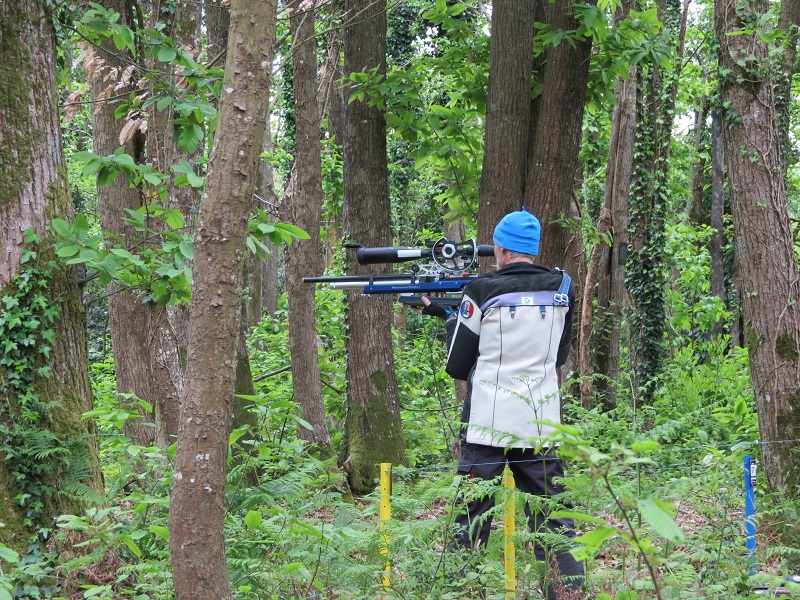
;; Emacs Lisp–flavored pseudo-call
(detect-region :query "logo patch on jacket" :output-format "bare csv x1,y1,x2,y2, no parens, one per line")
460,300,474,318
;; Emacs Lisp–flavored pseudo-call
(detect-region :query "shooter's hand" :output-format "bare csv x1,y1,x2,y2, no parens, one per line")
420,296,453,320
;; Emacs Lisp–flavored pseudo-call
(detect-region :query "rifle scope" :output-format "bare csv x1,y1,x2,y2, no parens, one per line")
356,241,494,265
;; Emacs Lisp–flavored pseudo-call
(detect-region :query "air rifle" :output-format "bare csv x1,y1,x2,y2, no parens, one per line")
303,239,494,308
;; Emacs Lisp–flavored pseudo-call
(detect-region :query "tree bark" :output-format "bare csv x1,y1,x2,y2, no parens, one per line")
168,0,275,596
716,0,800,495
146,0,203,442
205,0,230,67
0,0,102,551
476,0,535,270
340,0,407,495
580,209,611,408
685,96,708,225
523,0,594,380
709,111,726,339
595,63,636,408
282,0,334,456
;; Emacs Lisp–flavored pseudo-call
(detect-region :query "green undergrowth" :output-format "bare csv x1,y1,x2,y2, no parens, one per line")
2,305,800,600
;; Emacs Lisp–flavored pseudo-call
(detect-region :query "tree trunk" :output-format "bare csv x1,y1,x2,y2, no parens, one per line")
282,0,334,457
776,0,800,174
580,209,611,408
146,0,203,443
340,0,406,495
0,0,102,551
168,0,275,596
595,63,636,408
685,96,708,225
523,0,594,380
709,111,726,339
205,0,230,67
256,119,281,317
715,0,800,495
476,0,534,270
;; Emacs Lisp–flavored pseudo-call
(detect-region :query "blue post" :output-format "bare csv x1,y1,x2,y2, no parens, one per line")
744,455,756,576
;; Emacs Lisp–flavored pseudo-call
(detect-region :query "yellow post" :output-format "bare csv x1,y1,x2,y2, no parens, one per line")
379,462,392,591
504,467,516,599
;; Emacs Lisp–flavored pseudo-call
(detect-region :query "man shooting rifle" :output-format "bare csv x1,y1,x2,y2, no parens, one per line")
418,207,584,599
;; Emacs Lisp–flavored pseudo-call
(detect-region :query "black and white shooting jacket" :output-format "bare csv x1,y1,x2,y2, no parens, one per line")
444,262,574,448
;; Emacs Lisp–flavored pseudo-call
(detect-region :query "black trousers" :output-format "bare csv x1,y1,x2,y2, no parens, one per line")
455,443,585,599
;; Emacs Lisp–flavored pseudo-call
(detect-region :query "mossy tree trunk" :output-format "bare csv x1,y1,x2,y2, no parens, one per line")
340,0,407,495
0,0,102,552
715,0,800,495
167,0,275,595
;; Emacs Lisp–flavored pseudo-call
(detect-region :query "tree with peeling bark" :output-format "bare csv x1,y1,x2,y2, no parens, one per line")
0,0,102,551
167,0,276,595
715,0,800,495
340,0,407,495
593,61,636,408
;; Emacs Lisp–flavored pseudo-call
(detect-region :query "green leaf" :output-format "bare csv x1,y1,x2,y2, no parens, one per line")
384,112,404,127
55,244,81,258
97,165,118,187
118,534,142,558
51,218,73,237
156,95,172,111
149,525,169,541
157,46,177,63
550,510,605,524
142,172,162,186
244,510,263,530
637,498,684,542
0,544,20,563
112,25,134,52
573,526,617,548
179,240,194,259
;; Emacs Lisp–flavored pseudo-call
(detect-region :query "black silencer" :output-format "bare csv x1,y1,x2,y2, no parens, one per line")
356,247,428,265
356,243,494,265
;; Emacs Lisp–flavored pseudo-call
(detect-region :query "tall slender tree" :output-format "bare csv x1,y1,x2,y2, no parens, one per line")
715,0,800,494
168,0,276,595
0,0,102,550
340,0,406,494
282,0,334,456
594,62,636,407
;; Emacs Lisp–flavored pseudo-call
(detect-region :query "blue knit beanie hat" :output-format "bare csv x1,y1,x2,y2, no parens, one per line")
493,207,540,256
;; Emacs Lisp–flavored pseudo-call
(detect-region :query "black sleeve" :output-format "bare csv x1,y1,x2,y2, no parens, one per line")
444,292,482,380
